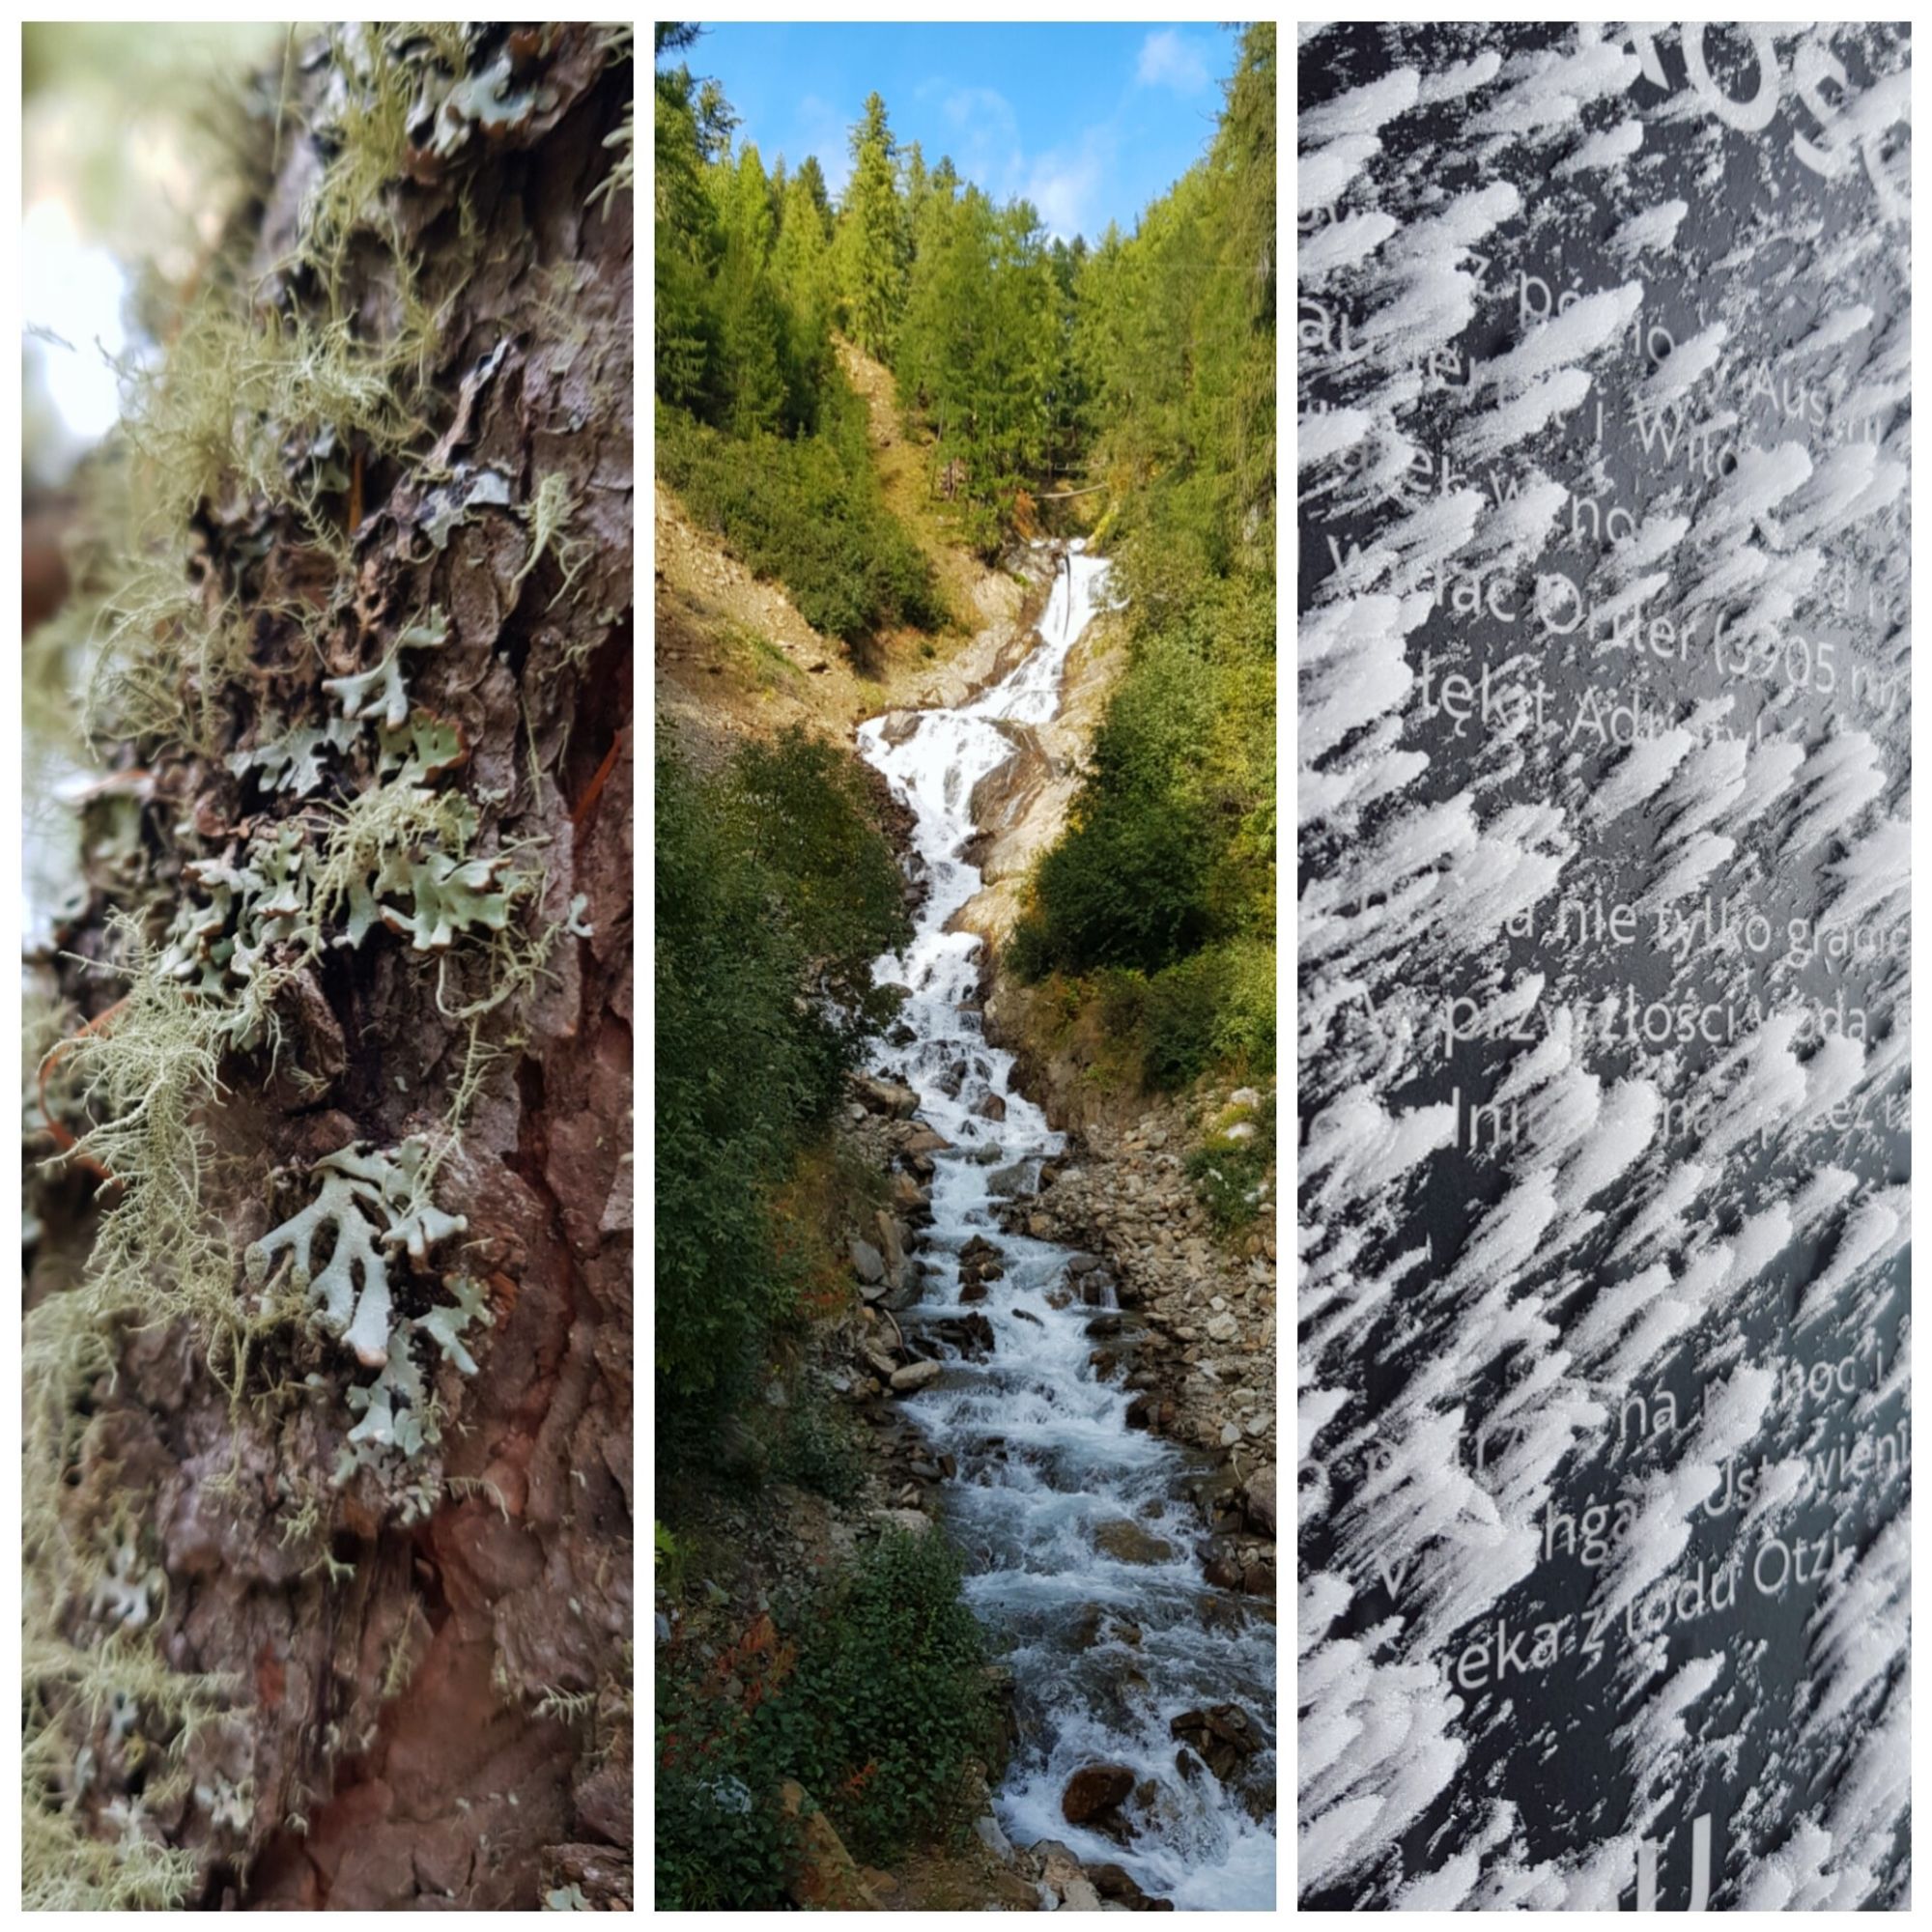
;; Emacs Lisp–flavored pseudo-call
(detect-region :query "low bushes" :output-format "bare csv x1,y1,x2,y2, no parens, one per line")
658,386,948,643
656,731,909,1451
655,1529,996,1908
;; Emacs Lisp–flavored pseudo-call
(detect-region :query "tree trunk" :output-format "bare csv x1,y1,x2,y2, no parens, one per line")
25,25,633,1911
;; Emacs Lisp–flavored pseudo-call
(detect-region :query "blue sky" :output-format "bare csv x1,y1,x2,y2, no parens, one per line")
683,22,1240,242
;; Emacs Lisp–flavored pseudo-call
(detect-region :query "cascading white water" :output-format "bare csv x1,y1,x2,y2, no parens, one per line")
856,544,1276,1910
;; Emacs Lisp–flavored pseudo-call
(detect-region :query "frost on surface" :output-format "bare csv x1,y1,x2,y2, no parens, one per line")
1299,20,1909,1912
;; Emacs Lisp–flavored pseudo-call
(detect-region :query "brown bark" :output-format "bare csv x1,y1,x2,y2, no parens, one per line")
28,26,633,1911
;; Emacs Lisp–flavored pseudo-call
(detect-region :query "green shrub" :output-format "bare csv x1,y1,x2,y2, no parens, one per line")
1185,1093,1275,1234
776,1529,995,1862
654,1529,995,1907
656,734,909,1445
656,1668,797,1910
658,389,947,642
1141,938,1276,1091
771,1389,867,1505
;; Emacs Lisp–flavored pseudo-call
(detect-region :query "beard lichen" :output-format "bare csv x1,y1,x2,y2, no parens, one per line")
24,20,626,1904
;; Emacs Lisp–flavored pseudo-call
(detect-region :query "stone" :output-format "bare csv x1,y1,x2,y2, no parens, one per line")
1243,1411,1272,1439
987,1160,1032,1196
850,1238,886,1286
959,1280,988,1304
1219,1421,1242,1447
1220,1121,1257,1143
779,1781,878,1909
901,1126,952,1156
890,1360,943,1393
976,1093,1008,1122
1061,1764,1136,1827
851,1073,919,1119
975,1813,1014,1864
870,1508,933,1538
1094,1520,1175,1565
1061,1878,1103,1911
1168,1705,1261,1784
1205,1313,1238,1343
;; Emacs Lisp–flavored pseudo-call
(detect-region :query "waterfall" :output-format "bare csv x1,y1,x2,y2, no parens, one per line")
856,544,1276,1910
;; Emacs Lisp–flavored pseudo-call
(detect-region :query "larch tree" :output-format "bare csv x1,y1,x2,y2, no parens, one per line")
24,23,634,1911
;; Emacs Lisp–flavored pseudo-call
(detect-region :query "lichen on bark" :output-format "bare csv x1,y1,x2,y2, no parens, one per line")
24,22,634,1910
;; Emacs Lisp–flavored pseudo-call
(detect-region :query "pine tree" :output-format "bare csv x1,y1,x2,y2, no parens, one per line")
836,91,906,358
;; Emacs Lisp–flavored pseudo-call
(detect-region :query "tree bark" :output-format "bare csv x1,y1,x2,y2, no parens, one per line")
26,26,633,1911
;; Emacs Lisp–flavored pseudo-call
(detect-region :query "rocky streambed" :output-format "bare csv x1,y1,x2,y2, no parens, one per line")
843,546,1278,1909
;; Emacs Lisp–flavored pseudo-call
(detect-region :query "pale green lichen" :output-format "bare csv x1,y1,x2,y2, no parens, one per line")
245,1137,468,1367
334,1274,493,1501
322,607,450,728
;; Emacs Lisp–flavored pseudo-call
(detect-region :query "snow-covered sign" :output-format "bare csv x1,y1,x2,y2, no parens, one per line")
1297,22,1908,1911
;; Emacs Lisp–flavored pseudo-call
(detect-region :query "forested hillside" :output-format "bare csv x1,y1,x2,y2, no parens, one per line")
653,22,1275,1909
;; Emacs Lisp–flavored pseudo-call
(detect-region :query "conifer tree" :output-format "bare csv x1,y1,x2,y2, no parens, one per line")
837,91,907,357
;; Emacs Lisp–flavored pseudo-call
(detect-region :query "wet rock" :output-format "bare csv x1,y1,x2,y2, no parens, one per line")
988,1160,1033,1197
1094,1520,1175,1565
902,1126,952,1157
1086,1314,1123,1339
1012,1308,1044,1327
959,1280,988,1304
960,1234,1000,1264
970,1142,1005,1167
1168,1705,1261,1784
890,1360,943,1393
1240,1560,1276,1600
976,1093,1008,1122
1090,1862,1173,1911
1061,1765,1136,1827
934,1313,995,1358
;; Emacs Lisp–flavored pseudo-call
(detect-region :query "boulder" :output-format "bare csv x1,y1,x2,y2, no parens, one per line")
850,1238,887,1286
1061,1765,1136,1827
1242,1467,1276,1539
901,1126,952,1157
1168,1705,1261,1784
779,1781,878,1909
890,1360,943,1394
1094,1520,1175,1566
851,1074,919,1119
975,1093,1008,1122
959,1280,988,1304
1090,1862,1171,1910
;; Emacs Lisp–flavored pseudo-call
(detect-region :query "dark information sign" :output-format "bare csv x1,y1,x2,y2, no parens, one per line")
1296,22,1909,1911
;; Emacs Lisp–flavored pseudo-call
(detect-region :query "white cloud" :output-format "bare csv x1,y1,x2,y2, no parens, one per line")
1024,129,1112,241
1136,27,1211,95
